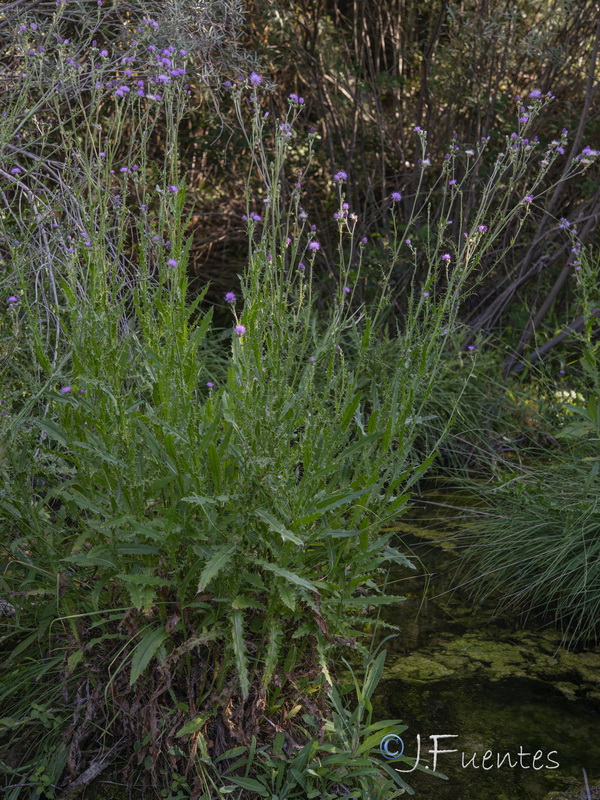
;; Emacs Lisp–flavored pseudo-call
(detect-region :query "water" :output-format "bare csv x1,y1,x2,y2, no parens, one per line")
373,489,600,799
375,676,600,799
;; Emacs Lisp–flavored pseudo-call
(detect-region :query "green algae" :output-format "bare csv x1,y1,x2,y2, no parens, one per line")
384,630,600,705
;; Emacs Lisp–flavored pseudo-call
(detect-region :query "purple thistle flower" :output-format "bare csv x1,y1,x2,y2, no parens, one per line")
556,146,565,155
405,238,411,245
529,89,542,98
333,170,348,182
441,253,451,262
10,167,22,175
225,292,237,303
361,237,368,244
309,356,315,362
235,324,246,335
60,386,72,394
167,184,178,193
423,292,430,297
250,212,262,222
468,345,475,351
477,225,488,233
449,179,457,186
308,241,320,251
523,195,534,203
288,93,299,102
249,72,262,85
391,191,402,202
100,49,108,58
7,296,19,303
167,259,178,267
298,263,305,270
206,381,214,387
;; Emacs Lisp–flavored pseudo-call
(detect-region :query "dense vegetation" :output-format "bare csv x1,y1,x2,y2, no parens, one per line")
0,1,598,798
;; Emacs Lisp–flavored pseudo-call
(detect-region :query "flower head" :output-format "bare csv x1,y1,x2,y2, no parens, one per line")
235,324,246,335
167,258,178,267
249,72,262,85
333,170,348,183
477,225,488,233
167,184,178,193
7,296,19,303
441,253,451,262
523,195,534,203
224,291,237,303
390,191,402,202
308,241,320,251
60,386,72,394
529,89,542,98
206,381,214,387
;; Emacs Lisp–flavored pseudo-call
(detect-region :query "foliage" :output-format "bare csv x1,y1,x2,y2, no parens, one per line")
0,2,598,796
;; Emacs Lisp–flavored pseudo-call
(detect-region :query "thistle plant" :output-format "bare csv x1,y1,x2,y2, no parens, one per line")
1,14,598,794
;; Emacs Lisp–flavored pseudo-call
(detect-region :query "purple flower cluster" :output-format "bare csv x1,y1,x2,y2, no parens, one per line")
333,171,348,183
288,93,305,104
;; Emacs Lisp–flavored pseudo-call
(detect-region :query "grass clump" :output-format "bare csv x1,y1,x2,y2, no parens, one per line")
456,246,600,647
